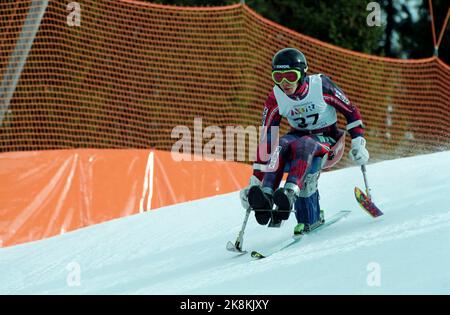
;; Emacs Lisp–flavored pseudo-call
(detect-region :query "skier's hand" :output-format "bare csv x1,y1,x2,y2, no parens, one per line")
349,136,369,165
239,175,262,209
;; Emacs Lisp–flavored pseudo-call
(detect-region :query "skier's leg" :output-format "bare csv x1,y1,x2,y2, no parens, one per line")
276,135,335,225
294,158,322,233
261,134,297,192
294,191,324,234
273,164,321,223
286,135,332,188
250,134,296,225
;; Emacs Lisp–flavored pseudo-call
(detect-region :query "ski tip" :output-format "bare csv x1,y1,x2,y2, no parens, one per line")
250,251,266,259
226,241,239,251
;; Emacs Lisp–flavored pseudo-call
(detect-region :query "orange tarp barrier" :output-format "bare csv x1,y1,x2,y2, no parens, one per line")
0,149,250,247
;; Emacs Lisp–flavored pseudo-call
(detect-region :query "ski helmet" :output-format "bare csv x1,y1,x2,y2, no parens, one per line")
272,48,308,84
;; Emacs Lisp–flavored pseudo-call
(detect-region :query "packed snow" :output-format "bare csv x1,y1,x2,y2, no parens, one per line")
1,151,450,294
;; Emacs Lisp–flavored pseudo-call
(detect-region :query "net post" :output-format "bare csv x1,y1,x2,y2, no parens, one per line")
0,0,49,127
435,7,450,56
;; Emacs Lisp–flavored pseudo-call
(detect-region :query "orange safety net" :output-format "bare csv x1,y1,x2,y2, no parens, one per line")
1,0,449,163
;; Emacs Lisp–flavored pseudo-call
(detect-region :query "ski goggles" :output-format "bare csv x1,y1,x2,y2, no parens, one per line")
271,69,302,84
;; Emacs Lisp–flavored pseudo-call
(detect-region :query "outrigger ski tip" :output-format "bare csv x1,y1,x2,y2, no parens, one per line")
250,251,266,259
226,241,247,254
354,187,383,218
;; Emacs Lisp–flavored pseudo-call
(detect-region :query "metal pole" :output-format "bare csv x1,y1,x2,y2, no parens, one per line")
0,0,49,126
235,207,251,251
435,7,450,55
361,165,372,199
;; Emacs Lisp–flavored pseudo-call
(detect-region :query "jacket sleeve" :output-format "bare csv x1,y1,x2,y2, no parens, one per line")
321,74,365,139
252,91,282,181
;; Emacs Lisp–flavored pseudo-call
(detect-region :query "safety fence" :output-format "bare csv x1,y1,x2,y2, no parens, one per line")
1,0,449,160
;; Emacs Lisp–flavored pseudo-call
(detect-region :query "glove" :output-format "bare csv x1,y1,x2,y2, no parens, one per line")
349,136,369,165
239,175,262,209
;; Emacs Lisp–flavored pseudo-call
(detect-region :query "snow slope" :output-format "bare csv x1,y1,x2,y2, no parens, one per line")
1,151,450,294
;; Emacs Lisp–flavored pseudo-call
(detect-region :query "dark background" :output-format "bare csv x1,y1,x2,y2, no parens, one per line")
150,0,449,65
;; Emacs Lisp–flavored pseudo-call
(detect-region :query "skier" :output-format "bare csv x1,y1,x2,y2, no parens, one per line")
239,48,369,235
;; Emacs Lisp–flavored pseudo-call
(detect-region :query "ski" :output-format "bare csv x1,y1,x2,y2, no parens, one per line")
250,210,351,259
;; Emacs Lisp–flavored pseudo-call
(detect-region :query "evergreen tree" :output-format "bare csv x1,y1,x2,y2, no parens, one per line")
150,0,449,64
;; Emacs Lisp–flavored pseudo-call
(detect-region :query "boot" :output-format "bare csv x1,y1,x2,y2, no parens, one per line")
273,183,300,220
248,186,274,225
294,210,325,235
293,223,305,235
